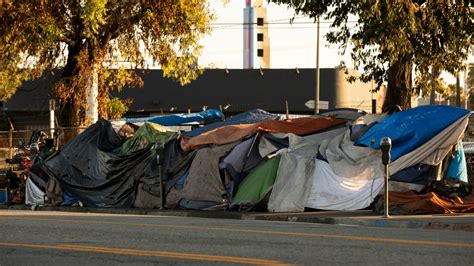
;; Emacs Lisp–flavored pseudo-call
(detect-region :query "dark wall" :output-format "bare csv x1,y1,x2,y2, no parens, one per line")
5,68,341,118
113,68,336,114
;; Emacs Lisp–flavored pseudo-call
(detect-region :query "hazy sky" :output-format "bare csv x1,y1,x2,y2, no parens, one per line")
198,0,469,86
199,0,353,69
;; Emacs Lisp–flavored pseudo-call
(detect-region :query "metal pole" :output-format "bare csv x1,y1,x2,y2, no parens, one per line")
456,71,461,107
380,137,391,218
158,153,164,210
384,163,389,218
430,67,436,105
315,16,320,114
49,99,55,139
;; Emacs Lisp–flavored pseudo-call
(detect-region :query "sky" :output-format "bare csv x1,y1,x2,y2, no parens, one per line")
199,0,353,69
198,0,470,87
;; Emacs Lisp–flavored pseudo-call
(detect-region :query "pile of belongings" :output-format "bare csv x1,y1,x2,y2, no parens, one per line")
24,106,474,214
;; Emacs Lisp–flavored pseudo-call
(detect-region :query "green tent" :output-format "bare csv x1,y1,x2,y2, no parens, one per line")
231,155,281,210
117,122,177,155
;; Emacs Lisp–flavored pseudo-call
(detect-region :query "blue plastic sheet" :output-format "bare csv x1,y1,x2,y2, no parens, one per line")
445,142,468,182
183,109,279,137
355,105,470,161
123,109,224,126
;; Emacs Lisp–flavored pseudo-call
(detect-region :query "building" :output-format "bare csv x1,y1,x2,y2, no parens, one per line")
3,68,381,130
243,0,270,69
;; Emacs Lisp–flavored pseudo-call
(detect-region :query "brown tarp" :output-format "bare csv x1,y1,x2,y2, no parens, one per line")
386,191,474,214
180,117,345,152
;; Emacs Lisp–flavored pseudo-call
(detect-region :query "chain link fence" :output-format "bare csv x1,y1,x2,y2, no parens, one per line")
0,127,86,168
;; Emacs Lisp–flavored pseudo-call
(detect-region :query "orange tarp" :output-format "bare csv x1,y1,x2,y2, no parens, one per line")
388,191,474,214
180,117,345,152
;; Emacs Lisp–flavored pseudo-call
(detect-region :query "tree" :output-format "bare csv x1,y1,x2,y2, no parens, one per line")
271,0,472,112
0,0,213,126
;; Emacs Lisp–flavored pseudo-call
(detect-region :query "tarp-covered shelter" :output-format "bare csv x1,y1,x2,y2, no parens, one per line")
20,105,473,215
121,109,224,126
40,120,165,208
183,109,280,137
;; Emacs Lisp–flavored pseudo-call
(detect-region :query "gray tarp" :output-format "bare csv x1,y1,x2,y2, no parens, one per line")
267,128,346,212
25,178,45,206
166,142,238,208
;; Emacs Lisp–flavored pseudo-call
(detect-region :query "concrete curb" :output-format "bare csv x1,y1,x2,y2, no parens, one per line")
1,204,473,232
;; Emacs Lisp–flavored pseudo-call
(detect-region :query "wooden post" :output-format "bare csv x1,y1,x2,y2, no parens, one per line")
7,118,13,159
285,100,289,120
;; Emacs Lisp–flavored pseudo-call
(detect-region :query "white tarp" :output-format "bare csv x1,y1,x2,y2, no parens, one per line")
267,150,316,212
267,128,346,212
305,159,384,210
25,178,45,206
319,129,385,180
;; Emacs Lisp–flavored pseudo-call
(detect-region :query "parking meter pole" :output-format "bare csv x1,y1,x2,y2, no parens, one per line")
380,137,392,218
157,154,164,210
384,163,389,218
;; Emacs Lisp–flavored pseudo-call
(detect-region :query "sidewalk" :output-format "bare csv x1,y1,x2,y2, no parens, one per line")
1,204,473,232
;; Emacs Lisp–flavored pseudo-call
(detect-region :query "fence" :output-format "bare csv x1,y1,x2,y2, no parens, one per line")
0,127,86,168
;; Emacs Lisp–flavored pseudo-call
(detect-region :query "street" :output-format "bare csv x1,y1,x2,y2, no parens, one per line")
0,210,473,265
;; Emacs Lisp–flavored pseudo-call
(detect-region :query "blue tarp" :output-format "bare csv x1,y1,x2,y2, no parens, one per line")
445,142,468,183
183,109,280,137
355,105,470,161
123,109,224,126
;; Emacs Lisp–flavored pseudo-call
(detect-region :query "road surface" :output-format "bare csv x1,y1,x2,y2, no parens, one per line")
0,210,473,265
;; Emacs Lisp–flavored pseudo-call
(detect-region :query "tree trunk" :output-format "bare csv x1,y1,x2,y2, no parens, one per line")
382,55,412,113
58,44,82,128
85,63,99,126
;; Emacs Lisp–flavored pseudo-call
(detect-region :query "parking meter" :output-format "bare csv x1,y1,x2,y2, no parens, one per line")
380,137,391,218
380,137,391,165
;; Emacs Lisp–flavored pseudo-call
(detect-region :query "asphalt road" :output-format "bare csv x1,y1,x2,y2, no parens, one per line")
0,210,473,265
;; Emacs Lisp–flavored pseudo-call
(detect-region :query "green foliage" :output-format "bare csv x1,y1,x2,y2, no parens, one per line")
0,0,213,125
106,97,129,119
271,0,472,110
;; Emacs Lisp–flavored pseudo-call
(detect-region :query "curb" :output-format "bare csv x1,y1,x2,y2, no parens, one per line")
251,214,474,232
1,205,473,232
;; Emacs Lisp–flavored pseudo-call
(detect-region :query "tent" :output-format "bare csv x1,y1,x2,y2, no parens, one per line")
230,155,281,211
355,105,470,160
121,109,224,126
183,109,279,137
40,120,159,208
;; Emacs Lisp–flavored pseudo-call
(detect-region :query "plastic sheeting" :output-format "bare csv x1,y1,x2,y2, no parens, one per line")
390,114,469,174
181,116,345,152
122,109,224,126
183,109,279,137
266,128,349,212
355,105,471,161
305,159,384,210
117,122,177,155
25,178,45,206
41,120,157,208
165,142,238,208
268,151,316,212
231,156,281,210
376,190,474,214
445,142,468,182
219,136,263,195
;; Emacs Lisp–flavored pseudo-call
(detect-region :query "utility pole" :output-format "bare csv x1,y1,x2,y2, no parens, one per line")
430,67,436,105
315,16,320,114
456,71,461,107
